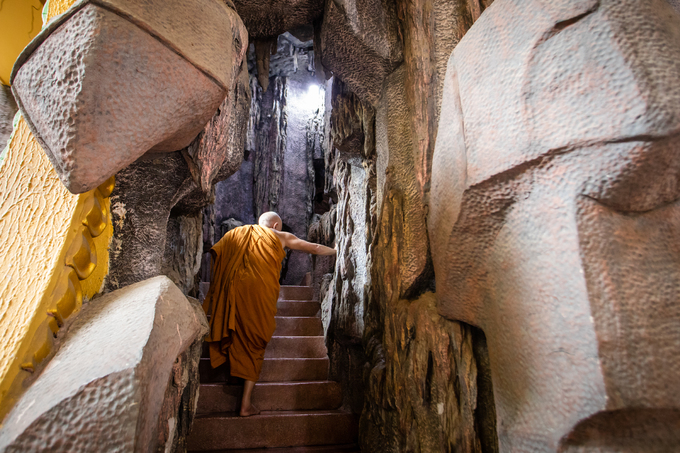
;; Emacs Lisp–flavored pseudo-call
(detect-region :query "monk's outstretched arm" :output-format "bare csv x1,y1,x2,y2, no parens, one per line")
278,231,336,255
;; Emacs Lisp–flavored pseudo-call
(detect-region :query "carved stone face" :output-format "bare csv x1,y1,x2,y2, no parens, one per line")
11,0,247,194
429,0,680,450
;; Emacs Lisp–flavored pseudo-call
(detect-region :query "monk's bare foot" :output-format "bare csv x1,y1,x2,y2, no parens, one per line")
239,403,260,417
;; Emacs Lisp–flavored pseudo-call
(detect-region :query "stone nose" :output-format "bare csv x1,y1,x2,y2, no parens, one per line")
526,0,680,154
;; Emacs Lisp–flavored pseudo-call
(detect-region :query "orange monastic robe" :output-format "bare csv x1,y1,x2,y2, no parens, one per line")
202,225,286,381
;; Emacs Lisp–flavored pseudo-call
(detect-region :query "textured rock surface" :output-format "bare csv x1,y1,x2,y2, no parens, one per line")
253,76,288,218
308,1,500,449
183,56,251,193
162,212,203,296
0,85,17,150
317,79,375,409
106,153,207,293
429,0,680,450
320,0,403,107
233,0,324,38
396,0,493,195
0,276,208,452
361,294,495,452
11,0,246,193
373,66,431,300
280,73,325,284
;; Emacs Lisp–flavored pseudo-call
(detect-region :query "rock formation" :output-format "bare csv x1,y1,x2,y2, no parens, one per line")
11,0,247,193
430,0,680,450
319,0,403,107
232,0,324,38
3,0,680,451
0,85,17,151
0,277,208,452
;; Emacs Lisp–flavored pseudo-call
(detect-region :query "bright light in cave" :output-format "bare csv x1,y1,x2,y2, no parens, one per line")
291,83,325,111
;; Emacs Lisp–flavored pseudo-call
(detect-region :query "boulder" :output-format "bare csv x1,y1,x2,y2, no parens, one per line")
11,0,247,193
0,276,208,452
429,0,680,450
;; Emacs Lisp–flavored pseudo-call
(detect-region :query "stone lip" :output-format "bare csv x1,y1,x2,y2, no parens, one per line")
10,0,246,90
0,276,208,452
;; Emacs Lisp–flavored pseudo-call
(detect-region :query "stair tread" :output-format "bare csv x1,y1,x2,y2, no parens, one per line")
197,381,342,413
277,300,319,303
274,317,320,321
190,444,360,453
189,409,359,449
195,409,353,419
201,380,338,387
199,357,329,383
271,335,324,339
265,336,327,359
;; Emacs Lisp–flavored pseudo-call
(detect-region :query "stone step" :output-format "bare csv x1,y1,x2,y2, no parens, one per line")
274,317,323,336
200,357,329,383
198,285,313,303
197,381,342,414
265,336,327,358
200,318,323,358
277,301,320,317
187,410,359,451
202,335,327,360
190,444,360,453
279,286,314,301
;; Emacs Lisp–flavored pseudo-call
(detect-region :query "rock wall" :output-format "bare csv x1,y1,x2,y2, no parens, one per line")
205,38,324,284
310,0,498,451
0,277,208,453
0,85,17,151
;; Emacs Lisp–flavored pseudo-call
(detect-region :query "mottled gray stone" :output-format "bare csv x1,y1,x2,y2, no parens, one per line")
320,0,403,107
162,212,203,296
280,74,323,284
0,276,208,453
106,153,204,293
233,0,324,38
0,85,17,151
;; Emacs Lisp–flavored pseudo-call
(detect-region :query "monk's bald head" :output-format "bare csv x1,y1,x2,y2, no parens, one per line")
258,211,282,231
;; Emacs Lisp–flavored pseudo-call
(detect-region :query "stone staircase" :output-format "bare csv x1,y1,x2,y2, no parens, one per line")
188,286,359,452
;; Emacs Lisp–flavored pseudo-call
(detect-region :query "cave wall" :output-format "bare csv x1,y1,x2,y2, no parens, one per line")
206,38,324,285
311,0,498,451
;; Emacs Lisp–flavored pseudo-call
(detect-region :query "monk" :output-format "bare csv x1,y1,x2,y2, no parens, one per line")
202,211,336,416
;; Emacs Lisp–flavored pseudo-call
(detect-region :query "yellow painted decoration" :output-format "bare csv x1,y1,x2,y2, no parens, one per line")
0,117,113,423
64,227,97,280
32,329,52,363
0,0,45,85
46,309,63,327
47,317,59,336
97,175,116,198
47,0,77,20
53,267,82,321
82,190,107,237
0,0,111,424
